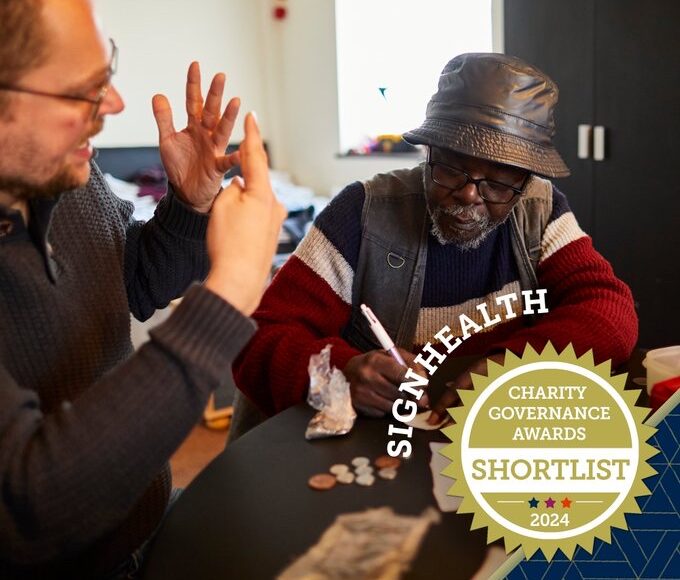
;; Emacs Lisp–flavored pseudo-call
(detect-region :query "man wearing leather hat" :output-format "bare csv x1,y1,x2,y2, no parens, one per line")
233,53,637,429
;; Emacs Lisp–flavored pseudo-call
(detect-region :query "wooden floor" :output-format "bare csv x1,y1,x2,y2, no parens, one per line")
169,421,229,488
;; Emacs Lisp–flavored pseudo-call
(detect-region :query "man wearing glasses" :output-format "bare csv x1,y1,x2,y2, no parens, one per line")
0,0,285,578
233,53,637,429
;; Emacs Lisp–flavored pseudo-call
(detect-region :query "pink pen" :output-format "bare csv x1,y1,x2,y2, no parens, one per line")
360,304,407,366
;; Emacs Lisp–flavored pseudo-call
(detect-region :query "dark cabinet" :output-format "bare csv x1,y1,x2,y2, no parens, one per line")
505,0,680,347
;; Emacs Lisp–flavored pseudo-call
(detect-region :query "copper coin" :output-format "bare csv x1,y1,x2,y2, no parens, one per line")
374,455,402,470
308,473,337,491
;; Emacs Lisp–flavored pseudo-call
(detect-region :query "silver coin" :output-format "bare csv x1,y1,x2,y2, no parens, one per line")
336,472,355,484
355,465,374,476
329,464,349,475
378,468,398,480
351,456,370,467
355,474,375,486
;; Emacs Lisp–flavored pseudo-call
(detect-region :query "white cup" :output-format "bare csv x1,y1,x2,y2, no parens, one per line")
642,345,680,395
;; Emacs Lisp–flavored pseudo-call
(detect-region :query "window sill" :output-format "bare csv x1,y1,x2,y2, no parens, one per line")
335,151,423,159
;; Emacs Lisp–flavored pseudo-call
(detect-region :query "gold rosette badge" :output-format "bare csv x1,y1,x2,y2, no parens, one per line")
442,343,657,560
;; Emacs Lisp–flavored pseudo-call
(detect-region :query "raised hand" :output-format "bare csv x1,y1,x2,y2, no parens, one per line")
204,113,287,315
152,62,241,213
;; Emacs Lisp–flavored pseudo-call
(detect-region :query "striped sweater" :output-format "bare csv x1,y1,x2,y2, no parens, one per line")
233,178,637,416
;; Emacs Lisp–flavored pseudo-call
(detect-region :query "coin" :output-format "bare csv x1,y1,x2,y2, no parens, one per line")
351,456,370,467
308,473,337,491
374,455,401,470
355,474,376,486
355,465,374,476
378,468,398,480
336,472,355,484
329,464,349,475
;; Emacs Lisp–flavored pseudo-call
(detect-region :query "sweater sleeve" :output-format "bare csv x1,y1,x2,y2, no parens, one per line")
490,187,638,366
123,185,210,321
0,285,255,566
233,183,367,416
93,160,210,322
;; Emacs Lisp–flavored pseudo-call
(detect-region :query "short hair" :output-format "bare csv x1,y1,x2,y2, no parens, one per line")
0,0,48,111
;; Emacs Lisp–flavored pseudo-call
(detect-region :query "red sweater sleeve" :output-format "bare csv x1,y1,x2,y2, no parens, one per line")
490,235,638,366
234,184,368,416
233,255,361,416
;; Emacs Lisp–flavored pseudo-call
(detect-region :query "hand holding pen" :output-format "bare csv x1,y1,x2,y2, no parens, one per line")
340,304,430,418
360,304,407,366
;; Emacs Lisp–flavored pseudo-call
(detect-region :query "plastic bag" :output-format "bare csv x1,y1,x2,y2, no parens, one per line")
305,345,356,440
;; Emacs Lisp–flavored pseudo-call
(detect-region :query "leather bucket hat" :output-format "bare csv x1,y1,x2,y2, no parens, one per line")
403,53,570,178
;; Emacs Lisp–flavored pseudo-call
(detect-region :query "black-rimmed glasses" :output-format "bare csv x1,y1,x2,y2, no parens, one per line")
0,38,118,121
427,149,530,204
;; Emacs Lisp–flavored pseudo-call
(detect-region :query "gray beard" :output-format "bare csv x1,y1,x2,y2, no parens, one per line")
428,204,507,250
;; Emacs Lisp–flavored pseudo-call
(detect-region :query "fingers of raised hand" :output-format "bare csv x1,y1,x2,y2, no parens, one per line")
212,97,240,149
217,176,244,204
239,113,270,194
216,151,241,175
185,61,204,122
201,73,226,130
151,94,176,141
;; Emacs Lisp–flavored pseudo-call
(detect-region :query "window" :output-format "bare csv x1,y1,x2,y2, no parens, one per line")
335,0,496,153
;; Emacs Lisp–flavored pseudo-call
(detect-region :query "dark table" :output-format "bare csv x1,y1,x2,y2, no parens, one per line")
140,404,492,579
140,352,649,580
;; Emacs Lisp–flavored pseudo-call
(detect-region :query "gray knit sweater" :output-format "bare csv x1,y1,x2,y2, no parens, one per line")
0,164,255,578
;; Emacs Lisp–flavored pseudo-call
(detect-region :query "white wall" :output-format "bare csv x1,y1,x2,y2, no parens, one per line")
92,0,270,147
261,0,424,196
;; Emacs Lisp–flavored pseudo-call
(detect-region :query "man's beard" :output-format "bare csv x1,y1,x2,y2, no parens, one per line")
428,203,507,250
0,118,104,200
0,166,85,200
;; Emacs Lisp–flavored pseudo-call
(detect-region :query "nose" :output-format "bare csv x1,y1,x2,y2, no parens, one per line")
99,84,125,116
449,181,484,206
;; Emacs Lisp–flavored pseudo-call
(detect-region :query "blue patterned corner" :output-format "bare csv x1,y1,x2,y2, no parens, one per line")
505,399,680,580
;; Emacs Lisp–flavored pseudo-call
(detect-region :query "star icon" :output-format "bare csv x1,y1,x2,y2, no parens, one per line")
545,497,556,508
561,497,572,508
528,497,539,508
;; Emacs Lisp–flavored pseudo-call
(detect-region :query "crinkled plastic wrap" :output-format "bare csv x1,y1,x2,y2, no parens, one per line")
305,345,356,440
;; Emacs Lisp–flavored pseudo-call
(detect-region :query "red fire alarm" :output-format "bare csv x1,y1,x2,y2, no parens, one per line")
273,5,287,20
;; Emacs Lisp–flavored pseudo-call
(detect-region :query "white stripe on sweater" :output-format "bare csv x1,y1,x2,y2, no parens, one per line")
540,212,587,264
414,280,523,346
294,225,353,304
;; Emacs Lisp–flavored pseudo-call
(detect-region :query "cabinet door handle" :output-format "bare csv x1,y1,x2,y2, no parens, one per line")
593,126,606,161
578,124,592,159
